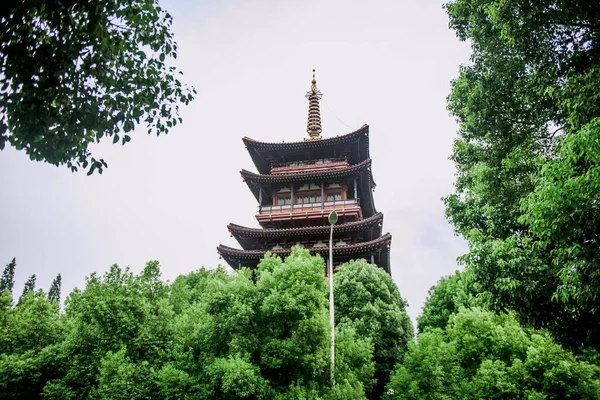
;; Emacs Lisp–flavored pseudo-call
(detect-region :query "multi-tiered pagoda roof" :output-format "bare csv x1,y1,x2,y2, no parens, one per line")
217,71,392,274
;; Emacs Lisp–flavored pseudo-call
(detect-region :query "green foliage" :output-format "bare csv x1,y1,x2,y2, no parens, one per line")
0,258,15,296
0,0,196,173
171,247,374,398
521,119,600,312
48,274,61,306
6,291,63,355
417,269,480,333
389,308,600,399
444,0,600,349
0,291,12,353
334,259,413,398
0,250,390,399
388,329,461,400
95,348,153,400
18,274,36,305
56,262,174,398
0,291,65,400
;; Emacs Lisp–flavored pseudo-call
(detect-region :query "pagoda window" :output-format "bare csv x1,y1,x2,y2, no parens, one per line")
276,195,292,205
326,191,343,202
295,193,322,205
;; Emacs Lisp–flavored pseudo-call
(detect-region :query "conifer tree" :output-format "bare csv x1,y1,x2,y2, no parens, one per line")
48,274,62,306
0,257,16,294
18,274,36,305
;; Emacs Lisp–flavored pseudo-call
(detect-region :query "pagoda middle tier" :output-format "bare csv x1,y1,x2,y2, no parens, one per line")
217,124,393,274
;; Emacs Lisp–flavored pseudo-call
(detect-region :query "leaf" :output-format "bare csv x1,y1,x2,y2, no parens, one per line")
124,120,134,133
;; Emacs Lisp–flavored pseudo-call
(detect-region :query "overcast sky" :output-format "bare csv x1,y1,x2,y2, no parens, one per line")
0,0,471,321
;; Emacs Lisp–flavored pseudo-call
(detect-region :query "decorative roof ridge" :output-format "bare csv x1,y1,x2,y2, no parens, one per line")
241,158,371,182
228,212,384,237
217,232,391,257
242,124,369,148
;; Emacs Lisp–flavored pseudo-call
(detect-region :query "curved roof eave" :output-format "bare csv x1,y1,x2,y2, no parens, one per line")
241,158,372,184
228,212,384,238
243,124,369,150
243,124,370,174
217,232,391,259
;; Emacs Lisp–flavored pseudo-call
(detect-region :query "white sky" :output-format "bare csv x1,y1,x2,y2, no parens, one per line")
0,0,471,322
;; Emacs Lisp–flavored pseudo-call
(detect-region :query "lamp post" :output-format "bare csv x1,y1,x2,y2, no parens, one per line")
328,210,338,389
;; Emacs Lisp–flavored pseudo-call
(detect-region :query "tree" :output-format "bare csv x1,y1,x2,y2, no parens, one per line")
417,269,479,333
48,274,62,307
0,290,64,400
3,290,63,355
168,248,374,399
334,259,413,399
0,0,196,174
388,308,600,399
0,258,16,295
444,0,600,349
18,274,36,305
521,119,600,312
53,262,174,399
0,251,382,399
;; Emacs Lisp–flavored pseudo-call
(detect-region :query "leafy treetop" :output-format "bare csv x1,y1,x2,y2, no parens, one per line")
0,0,196,174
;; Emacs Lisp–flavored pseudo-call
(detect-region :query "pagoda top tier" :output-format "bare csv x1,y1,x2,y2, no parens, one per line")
241,158,372,185
243,124,370,175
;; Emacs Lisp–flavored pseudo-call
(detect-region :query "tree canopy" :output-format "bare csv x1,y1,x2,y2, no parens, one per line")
388,307,600,399
47,274,62,305
444,0,600,349
0,0,195,174
0,258,15,294
417,269,479,333
0,249,415,399
334,259,413,398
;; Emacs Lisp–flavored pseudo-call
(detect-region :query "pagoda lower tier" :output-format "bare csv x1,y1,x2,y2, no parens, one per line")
217,212,392,273
218,233,391,274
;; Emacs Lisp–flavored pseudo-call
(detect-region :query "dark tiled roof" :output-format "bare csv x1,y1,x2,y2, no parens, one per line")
243,124,369,151
243,125,370,175
217,232,391,260
228,212,384,238
241,159,372,184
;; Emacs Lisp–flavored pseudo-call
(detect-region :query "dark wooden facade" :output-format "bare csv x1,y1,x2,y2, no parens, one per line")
217,124,393,274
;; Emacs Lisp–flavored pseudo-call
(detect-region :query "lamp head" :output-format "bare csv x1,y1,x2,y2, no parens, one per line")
328,210,338,225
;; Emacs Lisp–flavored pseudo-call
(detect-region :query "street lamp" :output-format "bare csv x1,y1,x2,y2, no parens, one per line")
328,210,338,389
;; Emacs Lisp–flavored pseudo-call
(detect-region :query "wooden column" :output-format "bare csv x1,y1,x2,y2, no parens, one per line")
353,177,358,200
321,181,325,209
258,185,263,212
290,184,294,212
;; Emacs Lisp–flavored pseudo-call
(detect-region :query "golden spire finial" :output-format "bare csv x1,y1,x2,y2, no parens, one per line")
306,69,323,140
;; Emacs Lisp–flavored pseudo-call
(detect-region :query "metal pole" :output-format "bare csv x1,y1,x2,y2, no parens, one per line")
329,222,335,389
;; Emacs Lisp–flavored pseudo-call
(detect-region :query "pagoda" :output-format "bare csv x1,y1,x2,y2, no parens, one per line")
217,71,392,274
